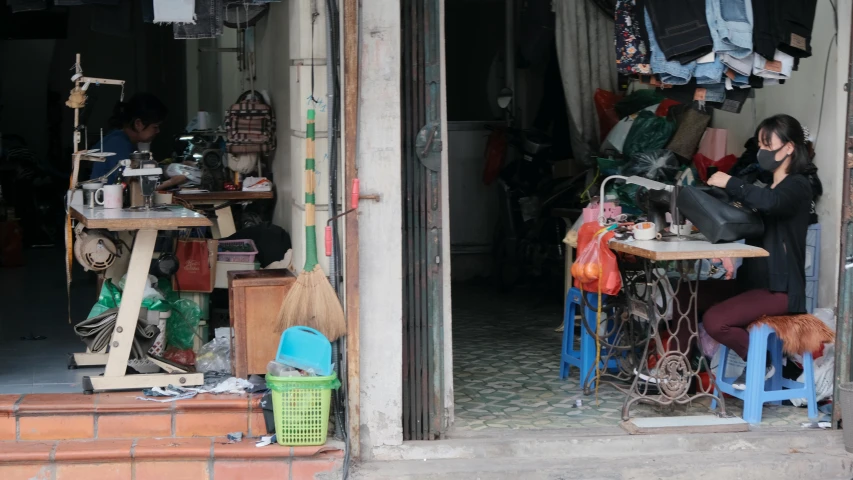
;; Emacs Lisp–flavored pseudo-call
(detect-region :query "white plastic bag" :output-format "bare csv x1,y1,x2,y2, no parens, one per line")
601,104,659,153
195,336,231,373
792,344,835,407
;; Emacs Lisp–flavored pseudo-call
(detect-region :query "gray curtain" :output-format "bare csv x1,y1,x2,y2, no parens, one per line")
554,0,618,163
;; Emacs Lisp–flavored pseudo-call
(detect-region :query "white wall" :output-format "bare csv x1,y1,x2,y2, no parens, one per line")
712,0,847,309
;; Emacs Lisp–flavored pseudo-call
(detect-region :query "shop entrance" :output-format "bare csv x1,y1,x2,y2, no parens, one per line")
0,5,187,394
407,0,844,438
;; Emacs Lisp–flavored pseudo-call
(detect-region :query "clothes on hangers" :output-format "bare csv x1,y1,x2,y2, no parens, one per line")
615,0,651,75
154,0,195,24
174,0,224,39
645,0,714,64
644,10,725,86
721,52,754,77
706,0,753,59
776,0,818,59
752,49,794,80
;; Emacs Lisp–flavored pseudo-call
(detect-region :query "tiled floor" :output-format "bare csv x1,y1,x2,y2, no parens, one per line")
0,248,99,393
451,283,812,433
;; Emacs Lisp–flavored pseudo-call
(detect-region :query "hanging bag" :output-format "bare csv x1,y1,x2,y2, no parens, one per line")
677,186,764,243
225,90,277,154
571,222,621,296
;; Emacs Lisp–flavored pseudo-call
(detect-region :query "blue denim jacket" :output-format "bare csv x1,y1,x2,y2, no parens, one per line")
706,0,753,59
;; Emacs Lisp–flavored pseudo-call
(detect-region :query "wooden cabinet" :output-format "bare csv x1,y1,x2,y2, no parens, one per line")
228,269,296,377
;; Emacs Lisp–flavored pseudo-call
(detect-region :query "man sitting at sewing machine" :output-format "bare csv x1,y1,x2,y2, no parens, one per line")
90,93,169,184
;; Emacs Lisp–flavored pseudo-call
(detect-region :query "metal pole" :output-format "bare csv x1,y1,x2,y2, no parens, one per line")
832,8,853,428
505,0,514,125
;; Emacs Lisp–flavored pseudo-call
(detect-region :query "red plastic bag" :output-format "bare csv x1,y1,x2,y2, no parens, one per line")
571,222,621,296
173,238,218,293
594,89,623,142
655,98,680,117
163,346,196,366
694,153,738,182
482,127,507,186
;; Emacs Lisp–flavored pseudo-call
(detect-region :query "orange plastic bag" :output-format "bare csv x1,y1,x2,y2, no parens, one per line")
571,222,621,295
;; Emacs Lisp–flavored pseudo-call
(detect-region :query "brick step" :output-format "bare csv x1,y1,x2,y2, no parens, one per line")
0,437,344,480
0,392,273,441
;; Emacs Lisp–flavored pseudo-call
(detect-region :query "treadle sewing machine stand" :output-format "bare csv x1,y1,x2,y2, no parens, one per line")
68,205,212,393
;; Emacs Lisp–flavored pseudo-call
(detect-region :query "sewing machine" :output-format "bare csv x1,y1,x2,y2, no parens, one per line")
123,151,165,210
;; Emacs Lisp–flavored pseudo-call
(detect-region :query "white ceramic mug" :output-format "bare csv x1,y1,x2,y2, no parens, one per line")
98,184,124,209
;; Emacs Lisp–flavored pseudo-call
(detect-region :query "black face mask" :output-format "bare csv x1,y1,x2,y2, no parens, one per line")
757,147,786,172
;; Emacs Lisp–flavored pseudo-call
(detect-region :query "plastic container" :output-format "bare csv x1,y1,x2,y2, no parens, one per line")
276,326,333,376
267,374,340,446
840,382,853,452
214,260,259,289
217,239,258,263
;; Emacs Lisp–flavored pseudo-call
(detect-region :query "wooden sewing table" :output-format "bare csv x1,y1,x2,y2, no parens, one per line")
69,205,212,393
172,190,274,238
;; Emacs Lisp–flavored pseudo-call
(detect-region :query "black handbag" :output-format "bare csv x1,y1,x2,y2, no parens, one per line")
677,186,764,243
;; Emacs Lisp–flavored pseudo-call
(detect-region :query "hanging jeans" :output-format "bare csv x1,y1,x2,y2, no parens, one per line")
645,0,714,64
645,11,724,86
706,0,753,59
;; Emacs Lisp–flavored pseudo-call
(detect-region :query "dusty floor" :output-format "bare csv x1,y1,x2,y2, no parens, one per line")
0,248,99,393
450,283,813,432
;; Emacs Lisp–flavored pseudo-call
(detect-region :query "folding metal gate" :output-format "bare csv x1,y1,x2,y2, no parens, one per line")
401,0,445,441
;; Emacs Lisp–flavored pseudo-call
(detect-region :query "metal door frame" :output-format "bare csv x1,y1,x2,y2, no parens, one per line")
401,0,446,441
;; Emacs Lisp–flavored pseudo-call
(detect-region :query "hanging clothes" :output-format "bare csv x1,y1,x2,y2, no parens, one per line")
776,0,818,59
752,49,795,80
644,0,714,64
554,0,618,162
752,0,818,60
614,0,651,75
706,0,753,59
174,0,224,39
644,10,725,86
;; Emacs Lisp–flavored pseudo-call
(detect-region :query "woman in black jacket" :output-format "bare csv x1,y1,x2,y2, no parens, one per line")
702,114,813,389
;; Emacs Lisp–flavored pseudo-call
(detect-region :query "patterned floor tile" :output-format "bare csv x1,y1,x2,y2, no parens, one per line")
451,284,813,432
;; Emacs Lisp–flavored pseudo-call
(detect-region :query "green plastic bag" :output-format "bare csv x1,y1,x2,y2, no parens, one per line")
87,279,169,319
615,90,664,118
159,279,201,350
622,111,676,158
86,278,200,351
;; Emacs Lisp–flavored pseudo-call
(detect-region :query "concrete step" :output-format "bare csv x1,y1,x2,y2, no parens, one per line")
353,450,851,480
371,427,843,461
0,391,270,441
357,429,851,479
0,437,344,480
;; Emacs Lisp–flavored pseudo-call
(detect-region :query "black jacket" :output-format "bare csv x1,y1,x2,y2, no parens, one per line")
725,174,812,313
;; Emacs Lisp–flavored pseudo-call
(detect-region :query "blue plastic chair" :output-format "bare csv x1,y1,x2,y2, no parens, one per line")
711,323,818,425
560,287,619,389
276,326,333,376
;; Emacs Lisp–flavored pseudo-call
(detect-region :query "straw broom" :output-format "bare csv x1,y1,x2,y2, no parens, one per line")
276,108,347,341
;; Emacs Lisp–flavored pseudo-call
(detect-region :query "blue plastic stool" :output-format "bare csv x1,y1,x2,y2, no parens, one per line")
711,323,818,425
560,287,619,389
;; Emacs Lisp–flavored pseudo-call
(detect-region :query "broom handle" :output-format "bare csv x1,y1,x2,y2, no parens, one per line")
304,108,319,270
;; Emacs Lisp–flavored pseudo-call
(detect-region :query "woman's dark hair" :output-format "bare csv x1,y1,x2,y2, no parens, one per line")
756,114,814,175
109,93,168,130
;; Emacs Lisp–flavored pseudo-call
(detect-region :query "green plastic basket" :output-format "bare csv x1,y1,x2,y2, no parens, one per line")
266,373,340,446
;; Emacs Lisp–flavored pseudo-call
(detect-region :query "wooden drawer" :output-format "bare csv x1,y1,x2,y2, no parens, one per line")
228,269,297,377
